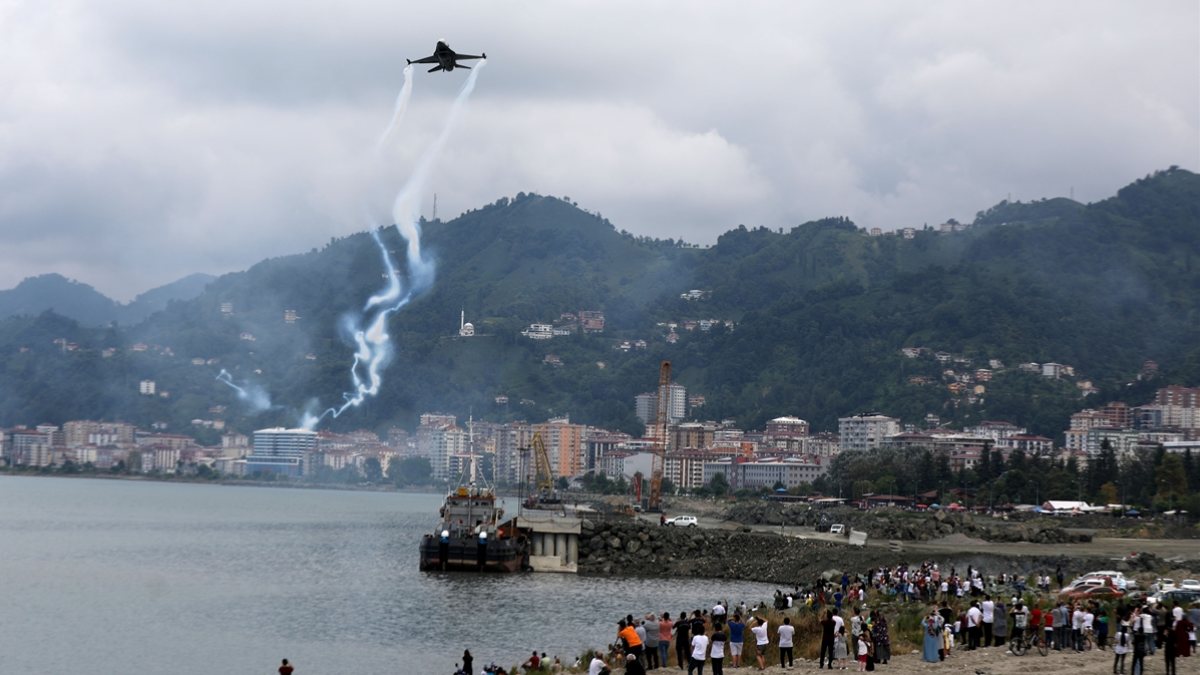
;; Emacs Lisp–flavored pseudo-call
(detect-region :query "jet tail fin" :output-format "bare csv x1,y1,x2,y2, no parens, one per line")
457,63,471,70
428,65,444,73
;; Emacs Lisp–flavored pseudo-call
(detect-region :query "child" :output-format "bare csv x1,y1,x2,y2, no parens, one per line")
1113,619,1129,675
857,631,869,671
834,626,848,670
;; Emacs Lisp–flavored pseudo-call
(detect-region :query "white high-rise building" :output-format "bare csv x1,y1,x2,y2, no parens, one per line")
246,428,317,476
634,384,688,427
837,414,900,453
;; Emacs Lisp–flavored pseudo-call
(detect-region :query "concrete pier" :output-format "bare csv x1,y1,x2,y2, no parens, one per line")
516,510,582,573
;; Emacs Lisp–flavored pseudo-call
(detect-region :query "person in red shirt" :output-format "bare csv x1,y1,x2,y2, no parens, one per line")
1042,605,1055,650
278,658,294,675
1030,605,1043,643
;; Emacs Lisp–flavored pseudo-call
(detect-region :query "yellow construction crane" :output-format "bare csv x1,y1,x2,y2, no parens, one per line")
528,431,560,506
648,360,671,512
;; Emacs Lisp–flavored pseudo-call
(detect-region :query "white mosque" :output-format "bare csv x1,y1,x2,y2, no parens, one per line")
458,309,475,337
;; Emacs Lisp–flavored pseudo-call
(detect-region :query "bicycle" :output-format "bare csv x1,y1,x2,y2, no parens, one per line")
1009,631,1049,657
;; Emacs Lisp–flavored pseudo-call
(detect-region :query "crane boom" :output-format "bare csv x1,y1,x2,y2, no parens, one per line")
532,431,554,495
648,360,671,512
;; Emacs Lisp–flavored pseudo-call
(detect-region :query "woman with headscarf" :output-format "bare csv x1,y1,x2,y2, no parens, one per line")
871,610,890,665
992,599,1008,650
923,606,942,663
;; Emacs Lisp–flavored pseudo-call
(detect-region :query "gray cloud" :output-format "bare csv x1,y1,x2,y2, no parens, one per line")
1,0,1196,299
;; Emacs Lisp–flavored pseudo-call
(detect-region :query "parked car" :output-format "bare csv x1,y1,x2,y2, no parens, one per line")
829,524,846,535
1154,589,1200,607
1153,578,1177,593
665,515,698,527
1179,579,1200,591
1069,570,1133,591
1061,585,1125,602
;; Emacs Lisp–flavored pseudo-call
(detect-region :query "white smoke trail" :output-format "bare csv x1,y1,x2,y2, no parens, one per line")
376,65,414,151
305,60,487,429
216,368,273,413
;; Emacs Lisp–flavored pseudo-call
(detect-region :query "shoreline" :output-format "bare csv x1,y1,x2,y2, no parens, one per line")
0,469,447,494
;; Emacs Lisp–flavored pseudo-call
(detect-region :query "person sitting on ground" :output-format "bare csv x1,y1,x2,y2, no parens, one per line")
587,650,610,675
278,658,294,675
625,653,647,675
521,650,540,673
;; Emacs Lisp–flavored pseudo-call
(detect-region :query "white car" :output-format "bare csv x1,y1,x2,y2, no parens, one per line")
829,524,846,535
1072,571,1131,591
665,515,698,527
1179,579,1200,591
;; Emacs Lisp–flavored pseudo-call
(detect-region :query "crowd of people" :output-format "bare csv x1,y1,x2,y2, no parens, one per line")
451,561,1199,674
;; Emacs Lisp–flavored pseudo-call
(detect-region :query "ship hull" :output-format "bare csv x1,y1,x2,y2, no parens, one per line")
418,535,524,573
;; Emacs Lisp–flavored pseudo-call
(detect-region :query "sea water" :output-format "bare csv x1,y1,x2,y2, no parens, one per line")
0,476,780,674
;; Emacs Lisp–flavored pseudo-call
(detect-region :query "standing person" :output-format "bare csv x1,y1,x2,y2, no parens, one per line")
981,595,996,647
727,614,745,669
751,617,769,671
923,607,942,663
856,628,870,672
1056,564,1065,591
1114,615,1130,675
833,624,849,670
619,620,645,665
709,622,726,675
689,624,709,675
1132,606,1153,675
278,658,294,675
1055,601,1070,652
850,607,864,657
675,611,692,671
778,616,795,669
462,650,474,675
644,614,661,670
659,613,674,669
712,601,727,624
1010,601,1028,651
1072,603,1086,652
871,610,891,665
967,601,983,650
992,599,1008,650
819,610,837,670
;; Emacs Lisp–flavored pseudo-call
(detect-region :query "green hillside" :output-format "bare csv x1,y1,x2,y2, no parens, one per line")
1,169,1197,440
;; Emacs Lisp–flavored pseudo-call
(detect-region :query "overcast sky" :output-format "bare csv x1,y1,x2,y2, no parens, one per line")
2,1,1197,300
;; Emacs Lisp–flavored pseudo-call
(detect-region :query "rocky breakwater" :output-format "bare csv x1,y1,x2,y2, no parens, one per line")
576,519,889,585
726,502,1090,544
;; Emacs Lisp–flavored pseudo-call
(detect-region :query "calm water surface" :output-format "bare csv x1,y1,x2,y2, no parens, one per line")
0,476,780,674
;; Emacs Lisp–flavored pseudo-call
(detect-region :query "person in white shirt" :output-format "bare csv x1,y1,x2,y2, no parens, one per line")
777,617,795,668
967,602,983,650
709,624,726,675
587,652,607,675
712,602,727,620
690,628,710,675
981,595,996,647
1072,605,1086,651
750,617,769,671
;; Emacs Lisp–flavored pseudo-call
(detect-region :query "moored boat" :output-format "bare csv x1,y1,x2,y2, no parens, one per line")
419,483,526,573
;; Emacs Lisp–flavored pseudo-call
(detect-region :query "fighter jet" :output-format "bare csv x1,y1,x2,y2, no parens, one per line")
407,40,486,73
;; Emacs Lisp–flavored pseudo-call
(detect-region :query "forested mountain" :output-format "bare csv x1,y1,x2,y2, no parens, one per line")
1,169,1197,441
0,272,215,326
